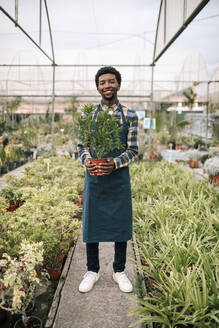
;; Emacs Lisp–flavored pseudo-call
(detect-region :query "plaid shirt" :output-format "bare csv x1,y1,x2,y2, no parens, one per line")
78,100,138,169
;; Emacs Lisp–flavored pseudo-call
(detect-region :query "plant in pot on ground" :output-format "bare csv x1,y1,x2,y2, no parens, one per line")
186,149,204,168
204,156,219,184
77,104,124,174
0,240,47,328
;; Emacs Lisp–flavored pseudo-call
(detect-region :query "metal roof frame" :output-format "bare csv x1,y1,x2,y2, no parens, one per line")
0,1,215,150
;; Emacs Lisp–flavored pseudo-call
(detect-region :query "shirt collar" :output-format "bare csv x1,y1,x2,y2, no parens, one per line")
100,100,120,112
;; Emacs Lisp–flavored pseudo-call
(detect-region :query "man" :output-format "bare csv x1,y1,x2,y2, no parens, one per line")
78,66,138,293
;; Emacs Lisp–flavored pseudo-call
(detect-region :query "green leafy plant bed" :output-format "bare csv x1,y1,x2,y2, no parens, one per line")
130,161,219,328
0,155,84,327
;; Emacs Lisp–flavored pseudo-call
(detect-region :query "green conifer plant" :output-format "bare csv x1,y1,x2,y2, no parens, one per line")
77,104,124,159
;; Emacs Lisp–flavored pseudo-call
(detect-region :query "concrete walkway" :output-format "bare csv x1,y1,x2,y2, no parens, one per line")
52,235,140,328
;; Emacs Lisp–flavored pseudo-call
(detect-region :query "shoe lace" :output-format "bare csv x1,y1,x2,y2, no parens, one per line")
84,271,97,279
117,272,129,283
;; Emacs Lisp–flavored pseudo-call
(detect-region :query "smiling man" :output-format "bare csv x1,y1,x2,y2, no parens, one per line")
78,66,138,293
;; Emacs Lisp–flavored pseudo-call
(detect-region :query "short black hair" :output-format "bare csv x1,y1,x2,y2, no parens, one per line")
95,66,122,87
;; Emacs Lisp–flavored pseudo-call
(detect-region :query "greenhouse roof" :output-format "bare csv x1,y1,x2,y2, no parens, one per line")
0,0,219,102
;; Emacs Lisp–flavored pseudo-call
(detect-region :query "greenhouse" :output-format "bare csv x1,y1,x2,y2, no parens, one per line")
0,1,218,328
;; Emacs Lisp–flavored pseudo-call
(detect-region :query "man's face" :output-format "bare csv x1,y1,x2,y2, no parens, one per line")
97,73,120,103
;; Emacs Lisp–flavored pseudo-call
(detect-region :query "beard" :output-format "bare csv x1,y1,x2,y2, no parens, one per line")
102,90,117,102
103,94,114,101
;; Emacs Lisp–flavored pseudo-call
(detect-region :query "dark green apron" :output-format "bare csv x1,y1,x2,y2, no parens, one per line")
82,104,132,243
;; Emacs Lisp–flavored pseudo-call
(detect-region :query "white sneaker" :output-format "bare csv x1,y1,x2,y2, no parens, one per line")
113,271,133,293
79,271,100,293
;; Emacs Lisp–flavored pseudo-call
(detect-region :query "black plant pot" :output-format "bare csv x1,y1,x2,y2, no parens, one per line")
0,308,8,322
7,162,14,171
12,299,35,323
14,316,42,328
23,151,33,158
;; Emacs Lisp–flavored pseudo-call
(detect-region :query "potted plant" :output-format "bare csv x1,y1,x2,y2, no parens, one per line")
0,241,47,328
204,156,219,184
42,232,66,280
186,149,203,168
77,104,124,175
0,146,7,174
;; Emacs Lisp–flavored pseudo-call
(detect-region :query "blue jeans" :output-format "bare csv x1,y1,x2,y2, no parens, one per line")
86,242,127,273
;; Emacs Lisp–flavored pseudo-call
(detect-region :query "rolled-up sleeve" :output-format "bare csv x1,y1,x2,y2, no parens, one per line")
77,141,90,166
114,109,138,169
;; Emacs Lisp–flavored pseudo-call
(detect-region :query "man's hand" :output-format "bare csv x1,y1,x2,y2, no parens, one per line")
85,158,115,176
85,158,98,175
98,158,115,175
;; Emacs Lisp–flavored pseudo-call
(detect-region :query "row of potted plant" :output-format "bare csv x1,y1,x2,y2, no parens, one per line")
130,161,218,327
0,144,31,175
0,155,84,327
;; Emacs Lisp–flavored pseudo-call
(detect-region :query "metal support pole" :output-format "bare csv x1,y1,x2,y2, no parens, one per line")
15,0,18,26
0,94,150,98
43,0,55,63
39,0,42,46
152,0,210,65
51,65,56,155
0,5,54,63
205,81,210,146
148,64,155,150
0,64,151,68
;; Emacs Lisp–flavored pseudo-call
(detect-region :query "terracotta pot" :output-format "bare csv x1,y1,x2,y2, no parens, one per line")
46,268,62,281
150,154,158,162
209,175,219,185
90,159,108,176
189,160,199,168
7,200,24,212
76,193,83,206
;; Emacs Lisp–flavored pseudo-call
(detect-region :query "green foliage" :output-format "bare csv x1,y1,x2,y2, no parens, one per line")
4,144,22,162
204,156,219,177
5,96,21,128
194,138,206,149
0,115,7,135
65,97,80,146
0,146,6,166
130,161,219,327
0,241,46,326
78,104,124,159
0,156,84,269
154,110,166,132
6,97,21,114
183,87,197,108
186,149,205,160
